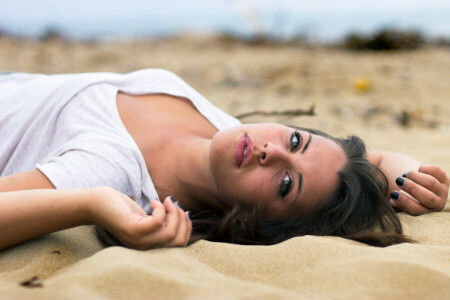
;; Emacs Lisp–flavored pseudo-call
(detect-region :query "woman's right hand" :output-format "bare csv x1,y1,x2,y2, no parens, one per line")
88,186,192,250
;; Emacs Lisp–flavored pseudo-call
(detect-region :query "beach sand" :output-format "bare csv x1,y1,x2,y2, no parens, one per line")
0,35,449,299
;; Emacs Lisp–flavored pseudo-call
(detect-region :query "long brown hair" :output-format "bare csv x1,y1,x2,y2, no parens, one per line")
96,128,414,248
187,127,414,247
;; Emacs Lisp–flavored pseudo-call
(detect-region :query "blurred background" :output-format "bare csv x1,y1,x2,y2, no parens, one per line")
0,0,449,168
0,0,449,42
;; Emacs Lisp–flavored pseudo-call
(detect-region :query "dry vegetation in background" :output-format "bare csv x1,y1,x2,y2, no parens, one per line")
0,30,448,163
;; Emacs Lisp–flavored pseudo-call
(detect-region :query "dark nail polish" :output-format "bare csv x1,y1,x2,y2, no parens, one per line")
187,211,191,220
170,196,175,203
396,177,404,186
391,191,399,200
176,201,183,209
402,173,407,178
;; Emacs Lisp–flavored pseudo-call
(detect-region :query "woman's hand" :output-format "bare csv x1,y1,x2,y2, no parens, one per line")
390,165,449,215
89,186,192,250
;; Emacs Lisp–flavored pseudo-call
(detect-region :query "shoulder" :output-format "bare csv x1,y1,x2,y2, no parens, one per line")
37,140,143,192
366,149,383,167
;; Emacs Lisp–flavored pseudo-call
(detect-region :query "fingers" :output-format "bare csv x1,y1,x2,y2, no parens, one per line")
389,199,401,213
140,197,191,248
185,211,192,244
121,196,192,250
396,175,441,209
390,190,430,216
133,200,166,236
402,165,449,211
388,165,449,216
417,165,449,184
153,197,181,245
167,203,191,247
404,170,444,197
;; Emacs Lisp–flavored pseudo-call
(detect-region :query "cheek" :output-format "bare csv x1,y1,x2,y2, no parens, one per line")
223,170,275,206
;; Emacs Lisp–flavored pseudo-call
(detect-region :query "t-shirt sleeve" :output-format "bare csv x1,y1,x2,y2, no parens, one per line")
36,143,143,200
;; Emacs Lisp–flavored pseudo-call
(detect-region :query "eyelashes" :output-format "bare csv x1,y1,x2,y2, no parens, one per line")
279,172,292,198
290,130,302,152
279,130,302,198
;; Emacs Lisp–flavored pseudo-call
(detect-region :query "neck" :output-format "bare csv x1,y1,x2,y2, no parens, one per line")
117,92,225,212
169,136,226,211
141,133,226,212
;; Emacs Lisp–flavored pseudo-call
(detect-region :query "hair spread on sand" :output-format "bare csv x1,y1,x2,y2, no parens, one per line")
186,128,414,247
95,128,415,248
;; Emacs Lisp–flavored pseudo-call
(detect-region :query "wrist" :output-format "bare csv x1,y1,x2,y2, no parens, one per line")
84,186,117,227
82,186,107,225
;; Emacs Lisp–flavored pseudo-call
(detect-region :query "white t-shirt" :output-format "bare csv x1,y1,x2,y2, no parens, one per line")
0,69,241,213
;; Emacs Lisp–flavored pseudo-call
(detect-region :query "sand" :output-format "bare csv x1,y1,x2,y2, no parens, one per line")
0,35,449,299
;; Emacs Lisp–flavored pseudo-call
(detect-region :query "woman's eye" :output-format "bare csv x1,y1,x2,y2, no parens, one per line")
279,173,292,198
290,130,301,152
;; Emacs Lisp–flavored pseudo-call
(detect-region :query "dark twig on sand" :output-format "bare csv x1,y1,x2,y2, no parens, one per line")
235,104,315,119
19,276,43,288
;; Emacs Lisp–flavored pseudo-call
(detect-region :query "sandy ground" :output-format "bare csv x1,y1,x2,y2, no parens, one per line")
0,36,449,299
0,35,448,169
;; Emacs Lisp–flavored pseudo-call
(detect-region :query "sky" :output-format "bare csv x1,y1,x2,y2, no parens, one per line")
0,0,449,41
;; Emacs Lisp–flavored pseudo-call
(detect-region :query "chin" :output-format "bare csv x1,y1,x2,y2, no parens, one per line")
209,140,226,190
210,129,234,167
209,128,243,196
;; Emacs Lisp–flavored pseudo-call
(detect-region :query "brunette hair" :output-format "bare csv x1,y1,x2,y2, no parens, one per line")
95,128,414,248
187,127,414,247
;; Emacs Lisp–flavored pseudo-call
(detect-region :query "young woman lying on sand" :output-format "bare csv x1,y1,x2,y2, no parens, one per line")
0,69,448,251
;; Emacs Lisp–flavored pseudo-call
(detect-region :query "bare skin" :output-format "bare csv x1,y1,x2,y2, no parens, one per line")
0,187,192,250
116,93,348,218
0,92,447,250
116,92,448,217
116,92,222,212
208,124,346,218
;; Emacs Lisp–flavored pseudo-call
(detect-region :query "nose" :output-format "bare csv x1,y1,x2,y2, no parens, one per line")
258,142,290,166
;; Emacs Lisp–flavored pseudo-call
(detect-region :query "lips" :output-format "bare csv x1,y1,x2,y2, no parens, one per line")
235,134,253,168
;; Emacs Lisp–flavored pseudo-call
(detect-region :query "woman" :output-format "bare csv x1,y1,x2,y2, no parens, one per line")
0,69,448,250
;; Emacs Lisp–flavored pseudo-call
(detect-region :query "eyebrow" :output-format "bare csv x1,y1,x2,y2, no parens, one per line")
301,133,312,153
293,172,303,205
293,134,312,204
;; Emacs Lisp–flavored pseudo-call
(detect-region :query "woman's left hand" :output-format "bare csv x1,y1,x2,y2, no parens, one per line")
390,165,449,215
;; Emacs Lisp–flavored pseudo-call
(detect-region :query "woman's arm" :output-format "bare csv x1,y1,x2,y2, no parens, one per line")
366,150,421,193
0,186,192,251
0,169,56,192
0,188,91,250
367,150,449,215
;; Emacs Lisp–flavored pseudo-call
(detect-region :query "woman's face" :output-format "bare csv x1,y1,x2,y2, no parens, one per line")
209,123,346,219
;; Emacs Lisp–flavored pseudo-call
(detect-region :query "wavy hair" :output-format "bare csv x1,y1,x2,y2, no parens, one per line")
96,127,414,248
186,127,414,247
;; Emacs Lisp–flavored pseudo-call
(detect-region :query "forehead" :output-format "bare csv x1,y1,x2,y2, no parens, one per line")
295,133,346,214
310,133,343,156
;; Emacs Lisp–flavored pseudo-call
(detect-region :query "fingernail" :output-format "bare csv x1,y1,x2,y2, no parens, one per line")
402,173,407,178
187,211,191,220
170,196,175,203
391,191,399,200
396,177,404,186
176,201,183,209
